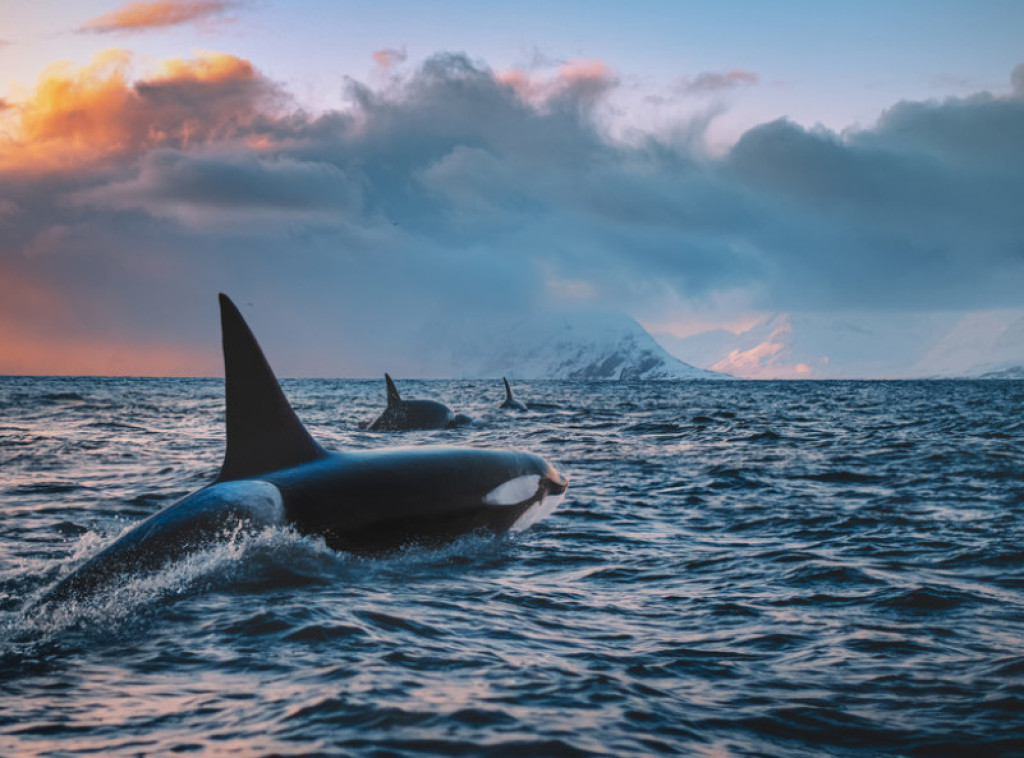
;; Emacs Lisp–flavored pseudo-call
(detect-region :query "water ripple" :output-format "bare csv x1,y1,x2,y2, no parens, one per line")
1,377,1022,756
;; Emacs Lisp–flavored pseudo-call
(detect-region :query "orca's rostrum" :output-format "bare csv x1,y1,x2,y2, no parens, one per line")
46,295,567,600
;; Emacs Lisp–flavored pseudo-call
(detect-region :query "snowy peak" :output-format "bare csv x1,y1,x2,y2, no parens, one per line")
420,307,723,380
910,310,1024,377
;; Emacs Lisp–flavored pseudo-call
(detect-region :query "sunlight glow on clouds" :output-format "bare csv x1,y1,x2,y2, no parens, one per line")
0,49,280,172
372,48,407,70
497,58,618,108
79,0,237,33
1,44,1022,376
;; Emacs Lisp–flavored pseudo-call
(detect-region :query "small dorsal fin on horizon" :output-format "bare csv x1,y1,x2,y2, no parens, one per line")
503,377,514,403
385,373,402,407
215,294,327,483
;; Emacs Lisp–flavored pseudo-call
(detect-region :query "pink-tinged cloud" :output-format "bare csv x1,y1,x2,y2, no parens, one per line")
79,0,236,33
0,49,282,172
709,334,823,379
373,48,407,69
556,59,617,102
558,59,612,84
1,52,1022,376
676,69,758,95
498,58,617,107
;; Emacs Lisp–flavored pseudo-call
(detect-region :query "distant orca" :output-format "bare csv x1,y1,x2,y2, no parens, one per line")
367,374,471,431
44,295,566,601
500,377,528,411
499,377,561,411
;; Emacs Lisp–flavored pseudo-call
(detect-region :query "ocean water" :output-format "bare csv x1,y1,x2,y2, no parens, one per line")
1,376,1023,757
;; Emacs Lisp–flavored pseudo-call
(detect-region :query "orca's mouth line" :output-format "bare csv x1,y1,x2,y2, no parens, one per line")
543,472,569,497
481,469,567,509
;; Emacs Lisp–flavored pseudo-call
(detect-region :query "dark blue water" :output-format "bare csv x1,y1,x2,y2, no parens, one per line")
2,377,1023,757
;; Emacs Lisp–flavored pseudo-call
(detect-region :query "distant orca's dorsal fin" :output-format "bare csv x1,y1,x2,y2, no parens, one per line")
503,377,515,403
385,373,402,407
216,294,327,483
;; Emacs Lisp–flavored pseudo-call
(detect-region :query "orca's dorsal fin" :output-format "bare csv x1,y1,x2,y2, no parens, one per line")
503,377,515,403
216,294,327,482
385,373,402,407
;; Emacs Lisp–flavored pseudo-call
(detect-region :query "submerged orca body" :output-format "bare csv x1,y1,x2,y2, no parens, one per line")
500,377,528,411
45,296,566,601
367,374,470,431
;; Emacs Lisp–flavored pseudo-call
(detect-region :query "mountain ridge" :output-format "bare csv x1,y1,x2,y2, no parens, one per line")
416,308,725,380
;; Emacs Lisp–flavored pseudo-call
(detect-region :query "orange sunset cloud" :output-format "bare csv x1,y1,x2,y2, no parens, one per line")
498,58,617,107
0,49,281,172
79,0,236,33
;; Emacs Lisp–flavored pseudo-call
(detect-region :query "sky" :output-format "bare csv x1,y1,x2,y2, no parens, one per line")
1,0,1022,377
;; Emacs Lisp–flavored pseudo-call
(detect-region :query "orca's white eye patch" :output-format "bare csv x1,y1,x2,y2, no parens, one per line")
483,475,541,506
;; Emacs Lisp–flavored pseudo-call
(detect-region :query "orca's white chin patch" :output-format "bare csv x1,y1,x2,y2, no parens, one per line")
483,475,541,507
510,491,564,533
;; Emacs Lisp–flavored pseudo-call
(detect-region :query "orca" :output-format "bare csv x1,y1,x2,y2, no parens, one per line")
44,295,566,601
500,377,528,411
499,377,561,411
366,374,471,431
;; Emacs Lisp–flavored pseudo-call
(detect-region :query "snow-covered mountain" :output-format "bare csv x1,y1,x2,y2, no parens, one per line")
908,310,1024,378
416,308,723,380
655,310,1024,379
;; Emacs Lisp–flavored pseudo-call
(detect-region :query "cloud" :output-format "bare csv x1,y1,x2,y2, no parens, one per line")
79,0,237,33
674,69,758,96
373,48,407,69
497,58,618,109
1,50,1022,375
74,149,366,227
724,81,1024,310
0,49,283,172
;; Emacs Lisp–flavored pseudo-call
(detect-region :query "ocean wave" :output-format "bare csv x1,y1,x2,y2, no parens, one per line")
1,377,1022,756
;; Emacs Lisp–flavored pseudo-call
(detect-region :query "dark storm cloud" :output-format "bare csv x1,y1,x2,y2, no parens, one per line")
2,50,1023,374
726,84,1024,310
75,149,366,223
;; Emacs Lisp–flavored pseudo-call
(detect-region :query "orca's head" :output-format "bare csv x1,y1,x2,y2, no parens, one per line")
481,453,568,533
